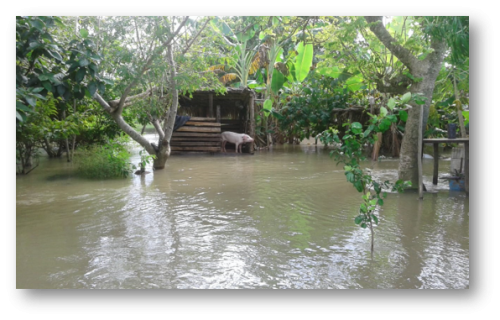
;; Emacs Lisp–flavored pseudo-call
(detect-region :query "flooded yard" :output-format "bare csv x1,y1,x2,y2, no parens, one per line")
16,142,468,289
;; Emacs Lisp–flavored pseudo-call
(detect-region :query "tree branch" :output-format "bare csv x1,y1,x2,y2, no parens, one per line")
181,18,211,55
152,118,165,140
107,87,157,111
163,44,179,142
364,16,418,72
114,16,190,115
93,92,113,113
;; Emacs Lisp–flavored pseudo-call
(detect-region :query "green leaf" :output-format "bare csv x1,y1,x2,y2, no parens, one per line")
401,92,411,103
56,85,66,97
316,66,341,78
98,82,105,95
379,106,388,117
377,198,384,206
47,50,63,62
16,111,25,121
76,68,86,82
79,28,89,39
371,214,379,225
38,73,54,82
16,101,32,113
360,203,367,213
351,122,362,134
399,110,408,122
354,180,363,192
345,74,364,92
355,214,364,224
294,42,313,82
31,18,45,31
88,81,97,97
346,172,354,183
360,223,367,229
462,110,469,126
271,69,285,94
101,78,114,85
263,99,272,116
271,110,284,120
25,96,36,107
79,58,90,67
387,98,396,109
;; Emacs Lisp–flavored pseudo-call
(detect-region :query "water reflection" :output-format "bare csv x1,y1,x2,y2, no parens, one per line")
16,144,469,289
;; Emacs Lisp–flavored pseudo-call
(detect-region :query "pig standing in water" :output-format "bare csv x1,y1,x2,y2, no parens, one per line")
221,131,254,153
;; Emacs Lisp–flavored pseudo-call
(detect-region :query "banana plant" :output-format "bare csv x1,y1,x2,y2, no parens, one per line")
209,18,262,87
263,40,314,117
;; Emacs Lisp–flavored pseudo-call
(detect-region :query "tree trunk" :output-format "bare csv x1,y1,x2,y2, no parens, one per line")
365,16,447,187
153,149,169,169
91,17,190,171
453,72,467,138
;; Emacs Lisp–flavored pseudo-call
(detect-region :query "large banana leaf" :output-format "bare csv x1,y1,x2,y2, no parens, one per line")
271,69,285,94
294,42,313,82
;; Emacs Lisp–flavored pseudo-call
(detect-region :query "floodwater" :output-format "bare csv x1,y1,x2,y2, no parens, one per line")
16,136,469,289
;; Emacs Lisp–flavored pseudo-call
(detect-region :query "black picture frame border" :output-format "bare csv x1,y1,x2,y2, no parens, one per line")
7,7,493,313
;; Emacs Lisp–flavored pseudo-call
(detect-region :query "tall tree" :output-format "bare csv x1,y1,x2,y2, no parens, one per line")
364,16,450,186
91,16,223,169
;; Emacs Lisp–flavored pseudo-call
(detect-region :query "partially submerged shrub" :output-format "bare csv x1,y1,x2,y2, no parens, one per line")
76,135,132,179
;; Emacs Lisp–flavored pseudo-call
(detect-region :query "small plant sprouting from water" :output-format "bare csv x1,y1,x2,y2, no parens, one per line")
133,149,156,174
319,96,413,256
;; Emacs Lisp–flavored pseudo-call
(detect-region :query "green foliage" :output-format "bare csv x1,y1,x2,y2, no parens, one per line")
276,72,350,140
319,102,411,253
76,135,132,179
133,149,157,172
294,42,314,82
462,111,469,126
16,16,110,123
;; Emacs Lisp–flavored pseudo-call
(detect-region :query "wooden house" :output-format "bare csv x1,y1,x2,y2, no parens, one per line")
172,88,256,154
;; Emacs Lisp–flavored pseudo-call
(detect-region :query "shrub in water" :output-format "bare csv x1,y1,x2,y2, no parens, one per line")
76,135,132,179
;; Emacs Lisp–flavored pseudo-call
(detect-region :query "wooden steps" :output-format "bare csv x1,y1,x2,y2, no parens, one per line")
171,117,221,153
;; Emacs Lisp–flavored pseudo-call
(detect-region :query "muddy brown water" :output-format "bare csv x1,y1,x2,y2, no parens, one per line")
16,138,469,289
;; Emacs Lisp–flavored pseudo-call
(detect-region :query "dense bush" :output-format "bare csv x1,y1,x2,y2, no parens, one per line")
277,74,350,140
76,135,132,179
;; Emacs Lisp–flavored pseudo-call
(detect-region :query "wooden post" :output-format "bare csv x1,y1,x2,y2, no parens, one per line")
418,104,424,199
464,142,469,195
216,105,221,123
249,91,255,153
433,143,439,185
208,93,214,118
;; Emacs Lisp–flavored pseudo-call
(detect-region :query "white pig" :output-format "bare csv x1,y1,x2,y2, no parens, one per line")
221,131,254,153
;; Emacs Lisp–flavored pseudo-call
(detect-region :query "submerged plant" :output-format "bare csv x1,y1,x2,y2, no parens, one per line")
320,95,413,256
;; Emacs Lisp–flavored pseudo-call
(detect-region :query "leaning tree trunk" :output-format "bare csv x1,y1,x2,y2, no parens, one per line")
365,16,447,187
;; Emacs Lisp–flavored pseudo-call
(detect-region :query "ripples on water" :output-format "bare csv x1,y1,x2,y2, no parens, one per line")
16,143,469,289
